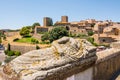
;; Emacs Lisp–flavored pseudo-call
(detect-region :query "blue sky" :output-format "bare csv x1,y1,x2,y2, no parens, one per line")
0,0,120,29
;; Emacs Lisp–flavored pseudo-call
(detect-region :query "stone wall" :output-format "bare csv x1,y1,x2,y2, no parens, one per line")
66,48,120,80
93,48,120,80
66,68,93,80
10,44,37,54
5,32,19,37
32,34,43,40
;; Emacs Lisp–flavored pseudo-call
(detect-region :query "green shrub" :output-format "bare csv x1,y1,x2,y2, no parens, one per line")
88,31,94,36
4,50,9,55
39,41,50,44
87,37,94,44
4,56,16,63
41,32,49,41
23,35,31,38
4,50,21,56
20,26,31,37
3,35,6,40
14,51,21,56
0,37,2,44
77,34,88,37
31,38,39,44
13,38,19,42
7,51,14,56
31,38,35,42
93,42,98,46
69,32,77,37
36,45,40,50
41,27,69,42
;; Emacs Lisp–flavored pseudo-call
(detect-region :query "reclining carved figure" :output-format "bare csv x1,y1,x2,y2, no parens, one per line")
0,37,96,80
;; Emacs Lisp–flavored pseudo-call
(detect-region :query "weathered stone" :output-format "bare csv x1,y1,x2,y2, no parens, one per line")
110,41,120,49
0,37,96,80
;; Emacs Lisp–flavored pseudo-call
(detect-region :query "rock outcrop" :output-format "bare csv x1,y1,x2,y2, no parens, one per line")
0,37,97,80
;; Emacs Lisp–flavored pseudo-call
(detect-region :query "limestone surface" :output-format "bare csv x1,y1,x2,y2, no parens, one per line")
0,37,96,80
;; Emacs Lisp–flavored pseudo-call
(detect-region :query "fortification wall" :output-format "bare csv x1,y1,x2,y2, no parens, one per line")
10,44,36,54
5,32,19,37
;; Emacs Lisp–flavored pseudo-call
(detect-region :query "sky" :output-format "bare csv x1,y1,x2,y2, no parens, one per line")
0,0,120,29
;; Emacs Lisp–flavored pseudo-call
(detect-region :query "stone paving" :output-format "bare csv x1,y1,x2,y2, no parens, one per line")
116,75,120,80
0,50,5,62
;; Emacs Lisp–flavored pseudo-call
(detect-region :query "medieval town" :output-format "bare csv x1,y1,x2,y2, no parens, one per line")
0,16,120,80
0,0,120,80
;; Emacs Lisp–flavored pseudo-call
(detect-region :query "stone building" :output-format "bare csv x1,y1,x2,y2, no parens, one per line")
103,26,120,35
94,22,109,34
86,19,96,24
43,17,53,26
34,17,54,34
61,16,68,22
94,20,113,34
69,22,88,34
34,26,54,34
34,16,96,35
34,26,48,34
93,34,116,44
54,16,70,26
93,23,120,44
68,20,94,34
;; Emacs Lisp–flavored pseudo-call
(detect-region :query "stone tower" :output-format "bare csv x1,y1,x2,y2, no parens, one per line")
43,17,52,27
61,16,68,22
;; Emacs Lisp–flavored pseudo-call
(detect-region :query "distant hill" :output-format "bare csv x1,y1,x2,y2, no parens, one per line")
1,29,20,32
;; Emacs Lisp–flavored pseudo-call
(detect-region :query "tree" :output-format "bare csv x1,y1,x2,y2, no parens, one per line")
48,18,53,26
41,32,50,41
32,22,41,33
32,22,40,29
88,31,94,36
3,35,6,40
20,27,31,37
36,45,40,50
0,37,2,44
41,27,69,42
0,32,2,37
87,37,94,44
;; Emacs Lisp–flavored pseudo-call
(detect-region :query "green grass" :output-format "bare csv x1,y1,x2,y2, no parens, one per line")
16,37,32,43
15,36,39,44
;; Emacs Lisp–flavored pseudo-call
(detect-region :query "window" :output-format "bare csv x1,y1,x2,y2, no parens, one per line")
102,39,106,42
